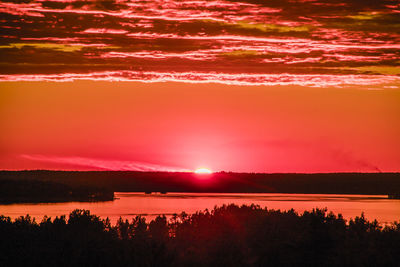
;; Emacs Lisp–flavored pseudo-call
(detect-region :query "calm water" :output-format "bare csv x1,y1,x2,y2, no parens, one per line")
1,193,399,225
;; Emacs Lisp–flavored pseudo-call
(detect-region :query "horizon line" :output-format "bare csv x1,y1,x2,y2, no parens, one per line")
1,169,398,175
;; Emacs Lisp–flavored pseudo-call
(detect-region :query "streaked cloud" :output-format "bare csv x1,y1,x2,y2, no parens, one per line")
1,71,399,87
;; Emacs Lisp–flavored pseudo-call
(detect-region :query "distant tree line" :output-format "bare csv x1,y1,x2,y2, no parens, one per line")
1,170,400,194
1,205,400,266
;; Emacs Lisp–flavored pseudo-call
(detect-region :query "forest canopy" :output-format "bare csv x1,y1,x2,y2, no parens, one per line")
1,204,400,266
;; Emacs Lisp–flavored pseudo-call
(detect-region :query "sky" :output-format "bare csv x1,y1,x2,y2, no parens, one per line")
0,0,399,172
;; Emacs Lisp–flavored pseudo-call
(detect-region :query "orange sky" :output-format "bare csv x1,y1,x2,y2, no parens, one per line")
1,81,399,172
1,0,400,172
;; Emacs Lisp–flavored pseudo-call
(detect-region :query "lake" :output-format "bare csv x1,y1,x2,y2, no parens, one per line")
1,193,399,225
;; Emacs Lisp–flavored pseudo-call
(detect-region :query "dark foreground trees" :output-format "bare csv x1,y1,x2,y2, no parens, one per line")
1,205,400,267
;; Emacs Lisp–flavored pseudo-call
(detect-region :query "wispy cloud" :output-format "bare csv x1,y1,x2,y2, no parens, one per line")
20,154,190,172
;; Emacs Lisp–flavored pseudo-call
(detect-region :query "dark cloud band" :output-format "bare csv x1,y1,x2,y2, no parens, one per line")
0,0,399,86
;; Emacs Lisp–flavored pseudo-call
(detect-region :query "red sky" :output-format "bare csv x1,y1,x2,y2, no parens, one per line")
1,81,399,172
0,0,399,172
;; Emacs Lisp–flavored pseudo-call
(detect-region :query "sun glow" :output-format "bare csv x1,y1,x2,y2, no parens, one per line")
194,168,212,174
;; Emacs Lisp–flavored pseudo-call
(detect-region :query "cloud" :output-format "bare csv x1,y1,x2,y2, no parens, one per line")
1,71,399,87
221,139,383,172
20,154,190,172
328,149,382,173
0,0,399,85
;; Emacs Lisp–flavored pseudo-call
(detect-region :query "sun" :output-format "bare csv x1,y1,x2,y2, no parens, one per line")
194,168,212,174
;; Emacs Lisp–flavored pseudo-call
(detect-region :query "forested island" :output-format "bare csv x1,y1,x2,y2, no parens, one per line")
1,204,400,266
0,179,114,203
